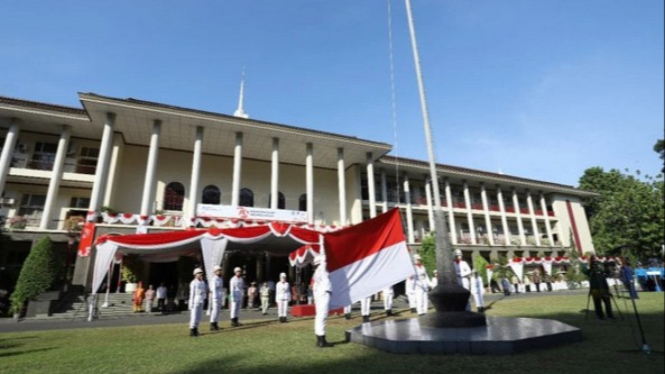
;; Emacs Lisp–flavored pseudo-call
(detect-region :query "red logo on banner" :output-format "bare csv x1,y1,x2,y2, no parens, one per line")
78,222,96,257
238,207,250,219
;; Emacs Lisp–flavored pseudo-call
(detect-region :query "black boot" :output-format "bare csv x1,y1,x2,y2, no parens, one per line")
362,315,370,323
211,322,219,331
344,313,351,320
386,309,393,316
317,335,333,348
193,327,199,337
190,328,196,337
411,308,417,313
231,318,238,327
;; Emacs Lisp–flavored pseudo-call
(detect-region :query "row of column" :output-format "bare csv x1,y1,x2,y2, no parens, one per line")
85,113,353,227
362,168,554,247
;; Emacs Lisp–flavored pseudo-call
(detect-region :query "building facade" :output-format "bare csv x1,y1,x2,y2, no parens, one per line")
0,93,596,292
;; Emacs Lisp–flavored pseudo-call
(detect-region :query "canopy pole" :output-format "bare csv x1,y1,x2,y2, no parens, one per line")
87,294,96,322
116,258,123,293
102,263,112,307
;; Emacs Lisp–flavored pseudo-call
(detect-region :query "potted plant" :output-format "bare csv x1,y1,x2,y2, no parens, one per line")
121,256,143,293
63,216,84,232
8,216,28,230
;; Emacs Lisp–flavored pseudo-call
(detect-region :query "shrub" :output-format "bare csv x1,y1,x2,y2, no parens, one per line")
121,255,143,284
9,237,62,314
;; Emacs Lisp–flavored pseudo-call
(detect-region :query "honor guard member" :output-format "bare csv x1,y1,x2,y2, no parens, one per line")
189,268,208,337
382,286,394,316
229,267,245,327
313,255,333,347
343,304,353,319
209,265,223,330
276,273,291,322
413,254,430,316
470,269,486,313
453,249,472,311
360,296,372,323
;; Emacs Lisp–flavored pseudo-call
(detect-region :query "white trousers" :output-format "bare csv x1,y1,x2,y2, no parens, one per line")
383,293,393,310
146,300,153,313
344,304,352,314
277,299,288,317
210,298,221,323
360,297,371,316
230,296,242,319
190,303,203,328
415,289,428,315
314,291,330,336
407,292,416,309
472,293,484,309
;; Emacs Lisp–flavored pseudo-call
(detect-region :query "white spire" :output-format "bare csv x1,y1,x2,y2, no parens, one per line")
233,68,249,119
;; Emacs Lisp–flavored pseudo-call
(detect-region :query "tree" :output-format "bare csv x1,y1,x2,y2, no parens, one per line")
418,234,437,277
9,237,62,315
655,139,664,172
579,167,664,261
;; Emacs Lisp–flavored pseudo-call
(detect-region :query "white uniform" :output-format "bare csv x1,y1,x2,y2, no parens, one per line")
276,281,291,318
210,276,223,323
313,261,332,336
414,264,430,315
429,275,439,289
382,286,394,311
405,276,416,310
229,275,245,320
360,296,371,317
454,259,472,311
189,279,208,329
470,273,485,310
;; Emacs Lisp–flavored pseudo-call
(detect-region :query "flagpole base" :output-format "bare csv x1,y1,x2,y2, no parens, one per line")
426,283,486,328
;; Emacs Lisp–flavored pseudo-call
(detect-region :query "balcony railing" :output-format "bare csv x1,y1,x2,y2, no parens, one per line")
10,159,97,175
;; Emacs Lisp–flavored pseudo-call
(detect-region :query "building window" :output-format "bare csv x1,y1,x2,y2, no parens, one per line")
299,194,307,212
31,142,58,171
268,192,286,209
239,188,254,207
70,197,90,208
202,185,221,205
18,194,47,225
164,182,185,211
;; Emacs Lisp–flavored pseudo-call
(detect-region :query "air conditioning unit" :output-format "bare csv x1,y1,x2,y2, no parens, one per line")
16,143,28,153
0,198,15,206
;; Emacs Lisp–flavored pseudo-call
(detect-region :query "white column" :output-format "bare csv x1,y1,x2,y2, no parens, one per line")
366,152,377,218
103,133,124,207
40,126,71,229
425,177,434,233
540,192,554,245
140,120,161,217
187,126,204,223
305,143,314,224
380,169,388,212
231,132,243,207
496,186,511,245
444,179,457,244
496,186,510,245
526,190,541,246
88,113,115,221
480,183,494,246
403,173,415,243
0,120,20,196
337,148,347,225
463,181,476,244
270,138,279,210
512,189,526,246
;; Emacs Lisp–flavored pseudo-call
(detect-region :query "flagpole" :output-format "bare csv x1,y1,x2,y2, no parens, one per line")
404,0,480,322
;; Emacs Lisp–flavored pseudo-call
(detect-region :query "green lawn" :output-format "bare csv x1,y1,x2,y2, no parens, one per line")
1,292,663,374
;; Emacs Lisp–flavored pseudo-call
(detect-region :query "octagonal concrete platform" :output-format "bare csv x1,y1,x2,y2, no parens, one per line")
345,316,583,355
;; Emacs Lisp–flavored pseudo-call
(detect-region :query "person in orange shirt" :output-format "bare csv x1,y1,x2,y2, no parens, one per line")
133,281,146,312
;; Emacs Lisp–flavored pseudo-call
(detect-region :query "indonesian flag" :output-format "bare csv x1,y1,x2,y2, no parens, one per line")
324,208,414,310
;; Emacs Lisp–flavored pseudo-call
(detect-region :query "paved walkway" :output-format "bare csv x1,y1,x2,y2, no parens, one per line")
0,289,589,334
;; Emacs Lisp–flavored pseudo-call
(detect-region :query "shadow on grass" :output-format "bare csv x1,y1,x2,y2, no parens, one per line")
0,347,57,358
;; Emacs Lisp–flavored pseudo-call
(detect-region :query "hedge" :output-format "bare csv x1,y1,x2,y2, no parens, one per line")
10,237,62,314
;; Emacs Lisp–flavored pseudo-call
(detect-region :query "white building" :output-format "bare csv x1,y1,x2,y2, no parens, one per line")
0,93,596,292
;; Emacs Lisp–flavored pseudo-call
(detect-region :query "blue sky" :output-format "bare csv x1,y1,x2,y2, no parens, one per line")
1,0,663,186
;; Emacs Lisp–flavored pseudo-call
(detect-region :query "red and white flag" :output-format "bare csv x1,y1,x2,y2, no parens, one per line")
324,208,415,309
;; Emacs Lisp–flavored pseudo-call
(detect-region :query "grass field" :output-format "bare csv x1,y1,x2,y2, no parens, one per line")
0,292,663,374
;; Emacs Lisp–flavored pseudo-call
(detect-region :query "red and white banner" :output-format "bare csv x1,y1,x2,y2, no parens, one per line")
78,222,96,257
323,208,414,309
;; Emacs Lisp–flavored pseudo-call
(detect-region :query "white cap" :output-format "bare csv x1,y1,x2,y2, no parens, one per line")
413,254,421,261
433,270,438,274
234,267,242,273
213,265,222,272
313,255,324,265
193,268,203,275
454,249,462,257
280,272,287,278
